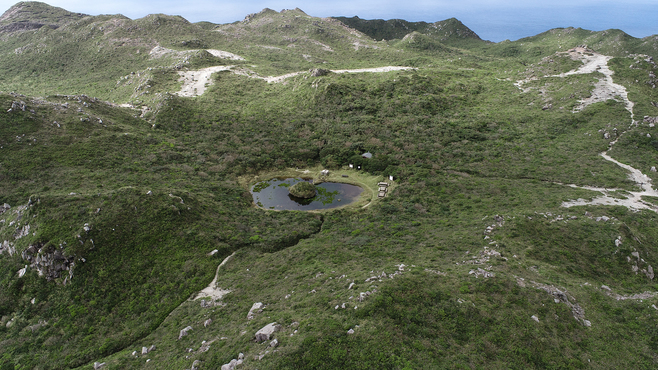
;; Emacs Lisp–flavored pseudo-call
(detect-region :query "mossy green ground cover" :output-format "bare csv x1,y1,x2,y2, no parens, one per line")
1,3,658,369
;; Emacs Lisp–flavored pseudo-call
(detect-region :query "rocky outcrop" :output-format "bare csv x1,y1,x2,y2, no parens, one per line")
21,243,76,281
310,68,330,77
0,240,16,256
469,268,495,278
518,278,590,326
14,224,30,239
7,100,26,112
627,251,654,280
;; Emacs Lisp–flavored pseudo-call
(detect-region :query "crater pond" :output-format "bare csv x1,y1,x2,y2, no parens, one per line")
250,178,364,211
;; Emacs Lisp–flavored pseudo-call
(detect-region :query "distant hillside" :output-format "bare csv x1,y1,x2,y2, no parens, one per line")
213,8,387,61
0,1,86,32
332,16,486,46
478,26,658,60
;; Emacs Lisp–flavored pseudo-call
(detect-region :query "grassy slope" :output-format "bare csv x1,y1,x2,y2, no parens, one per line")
1,3,658,369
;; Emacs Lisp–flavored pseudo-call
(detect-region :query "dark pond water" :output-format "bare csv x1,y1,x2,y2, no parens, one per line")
251,178,363,211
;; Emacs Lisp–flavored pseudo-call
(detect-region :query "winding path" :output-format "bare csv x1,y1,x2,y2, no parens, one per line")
176,63,414,97
539,48,658,212
195,252,235,301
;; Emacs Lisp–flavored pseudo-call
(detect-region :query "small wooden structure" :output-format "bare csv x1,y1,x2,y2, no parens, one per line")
377,182,389,198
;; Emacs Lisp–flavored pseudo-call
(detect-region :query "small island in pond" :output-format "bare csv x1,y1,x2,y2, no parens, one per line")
289,181,317,198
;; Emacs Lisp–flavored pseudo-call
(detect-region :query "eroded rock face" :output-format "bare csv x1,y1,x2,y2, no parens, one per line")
21,243,76,281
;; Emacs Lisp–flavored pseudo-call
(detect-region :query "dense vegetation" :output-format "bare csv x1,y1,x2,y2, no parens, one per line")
1,2,658,369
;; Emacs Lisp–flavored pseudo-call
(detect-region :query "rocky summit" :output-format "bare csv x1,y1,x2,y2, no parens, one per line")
1,1,658,369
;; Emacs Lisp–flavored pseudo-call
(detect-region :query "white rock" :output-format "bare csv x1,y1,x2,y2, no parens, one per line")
221,359,238,370
531,315,539,323
255,322,281,342
93,362,106,370
248,302,264,320
269,338,279,348
348,282,355,289
238,353,244,360
142,346,148,355
178,326,193,340
347,329,355,334
583,320,592,327
652,166,657,173
204,319,212,327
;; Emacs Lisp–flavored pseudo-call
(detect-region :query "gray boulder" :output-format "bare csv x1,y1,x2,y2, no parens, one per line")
255,322,281,342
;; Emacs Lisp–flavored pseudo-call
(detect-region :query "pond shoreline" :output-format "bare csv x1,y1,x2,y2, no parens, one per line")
239,166,393,212
250,177,364,211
